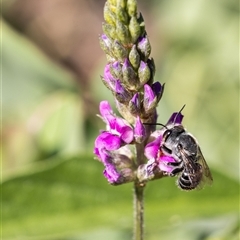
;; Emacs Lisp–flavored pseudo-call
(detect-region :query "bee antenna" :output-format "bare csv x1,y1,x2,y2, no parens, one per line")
179,104,186,113
143,123,168,129
173,104,186,124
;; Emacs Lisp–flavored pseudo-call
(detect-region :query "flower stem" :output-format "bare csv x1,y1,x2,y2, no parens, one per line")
133,181,145,240
134,142,146,240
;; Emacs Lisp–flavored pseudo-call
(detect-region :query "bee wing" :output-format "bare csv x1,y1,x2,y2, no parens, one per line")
179,148,212,190
178,151,202,189
197,147,213,185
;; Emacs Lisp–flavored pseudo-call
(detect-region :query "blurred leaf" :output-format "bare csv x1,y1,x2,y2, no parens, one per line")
2,19,82,178
2,19,76,121
33,91,85,156
2,155,239,239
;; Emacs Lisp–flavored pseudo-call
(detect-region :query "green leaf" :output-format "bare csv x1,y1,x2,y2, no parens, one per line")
2,154,239,239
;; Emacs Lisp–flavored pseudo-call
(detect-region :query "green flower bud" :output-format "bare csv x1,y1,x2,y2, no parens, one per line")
137,35,151,61
104,2,116,26
138,61,151,86
129,45,140,69
117,0,127,9
116,20,130,44
109,61,123,80
127,0,137,17
116,0,128,24
129,16,141,43
128,93,142,116
102,22,116,40
99,34,112,55
112,40,128,61
122,59,138,90
108,0,117,7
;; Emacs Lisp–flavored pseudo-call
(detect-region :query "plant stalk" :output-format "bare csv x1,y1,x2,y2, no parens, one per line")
133,142,146,240
133,181,145,240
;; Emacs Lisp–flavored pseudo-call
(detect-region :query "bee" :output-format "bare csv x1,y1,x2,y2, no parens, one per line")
160,123,213,190
146,105,213,190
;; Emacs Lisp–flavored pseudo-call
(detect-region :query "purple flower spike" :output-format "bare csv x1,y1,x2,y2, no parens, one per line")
167,112,184,125
134,116,146,143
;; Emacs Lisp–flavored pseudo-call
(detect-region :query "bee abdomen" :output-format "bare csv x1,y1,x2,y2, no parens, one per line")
178,172,194,190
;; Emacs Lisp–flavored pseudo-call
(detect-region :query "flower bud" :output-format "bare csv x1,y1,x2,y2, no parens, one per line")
116,20,130,44
138,61,151,86
102,22,116,40
143,84,158,113
110,61,123,80
112,40,128,61
127,0,137,17
137,35,151,60
99,34,112,54
129,93,141,115
116,0,126,9
122,59,138,90
102,64,117,91
129,16,141,43
152,81,165,103
134,116,146,143
116,1,128,24
104,2,116,26
129,45,140,70
114,80,132,104
108,0,117,7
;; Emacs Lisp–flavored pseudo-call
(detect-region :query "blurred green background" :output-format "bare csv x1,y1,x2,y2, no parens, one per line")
2,0,239,239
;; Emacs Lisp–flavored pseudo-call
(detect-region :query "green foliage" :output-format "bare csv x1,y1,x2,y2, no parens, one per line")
2,155,239,239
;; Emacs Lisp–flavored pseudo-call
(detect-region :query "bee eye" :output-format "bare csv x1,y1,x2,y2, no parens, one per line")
163,129,172,140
